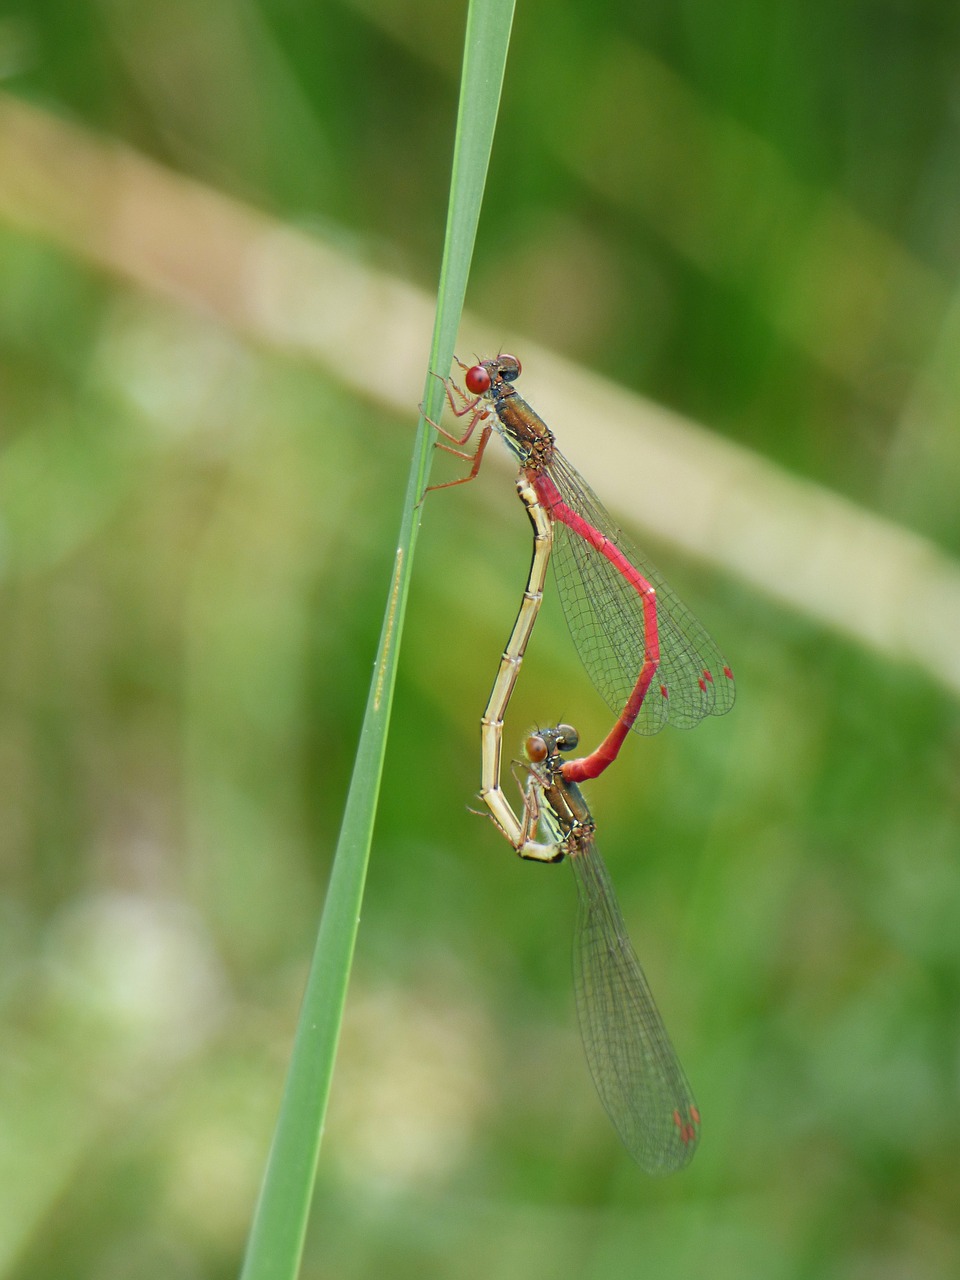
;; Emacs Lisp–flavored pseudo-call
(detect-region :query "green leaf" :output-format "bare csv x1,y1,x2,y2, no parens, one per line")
239,3,517,1277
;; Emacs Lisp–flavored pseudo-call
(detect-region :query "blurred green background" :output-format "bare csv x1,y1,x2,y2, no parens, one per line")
2,1,960,1277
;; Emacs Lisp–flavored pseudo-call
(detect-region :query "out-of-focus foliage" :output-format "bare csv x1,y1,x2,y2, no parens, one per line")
1,2,959,1278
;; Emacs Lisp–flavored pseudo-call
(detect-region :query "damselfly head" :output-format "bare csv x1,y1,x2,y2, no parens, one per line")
525,724,580,763
465,353,522,396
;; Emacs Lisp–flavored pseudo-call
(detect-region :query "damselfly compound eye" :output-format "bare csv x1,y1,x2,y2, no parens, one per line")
465,364,492,395
555,724,579,752
498,354,522,381
525,734,549,763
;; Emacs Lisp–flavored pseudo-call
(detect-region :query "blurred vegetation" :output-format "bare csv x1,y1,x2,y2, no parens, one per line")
1,2,960,1279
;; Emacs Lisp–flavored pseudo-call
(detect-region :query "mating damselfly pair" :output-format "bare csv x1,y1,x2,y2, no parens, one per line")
426,354,733,1173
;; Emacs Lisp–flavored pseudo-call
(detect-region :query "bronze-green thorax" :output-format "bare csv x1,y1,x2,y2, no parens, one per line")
487,379,557,473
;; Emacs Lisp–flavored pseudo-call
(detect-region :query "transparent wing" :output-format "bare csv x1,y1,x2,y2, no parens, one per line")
547,450,735,735
570,835,700,1173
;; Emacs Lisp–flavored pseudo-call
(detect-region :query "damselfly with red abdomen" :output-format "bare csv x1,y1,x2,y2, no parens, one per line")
427,354,734,783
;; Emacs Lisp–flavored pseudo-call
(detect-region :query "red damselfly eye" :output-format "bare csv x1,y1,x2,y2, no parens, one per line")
525,734,549,763
465,364,492,395
498,354,522,381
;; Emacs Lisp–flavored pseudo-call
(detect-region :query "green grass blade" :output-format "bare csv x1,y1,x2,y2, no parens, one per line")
239,3,516,1278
